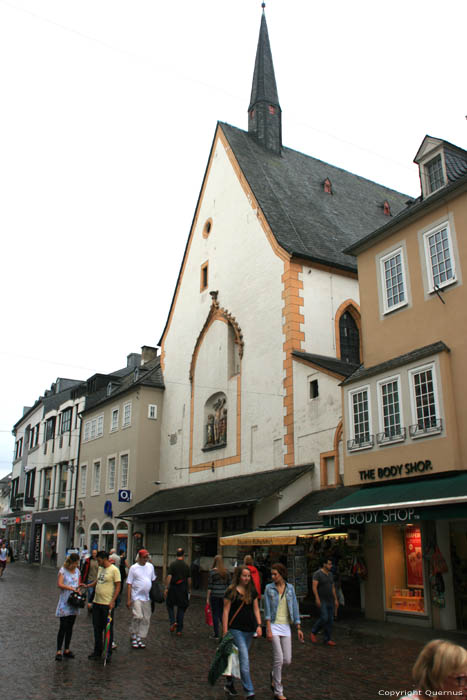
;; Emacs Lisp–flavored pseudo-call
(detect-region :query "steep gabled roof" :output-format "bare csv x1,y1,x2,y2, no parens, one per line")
293,351,359,379
84,358,164,412
220,122,410,272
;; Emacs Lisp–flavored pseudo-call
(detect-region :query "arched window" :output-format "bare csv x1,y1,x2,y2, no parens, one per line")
203,392,227,451
339,311,360,365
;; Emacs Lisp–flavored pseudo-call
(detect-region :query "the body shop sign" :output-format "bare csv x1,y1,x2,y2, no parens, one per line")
323,507,419,527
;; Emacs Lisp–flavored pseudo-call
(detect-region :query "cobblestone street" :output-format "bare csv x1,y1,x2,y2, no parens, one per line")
0,563,465,700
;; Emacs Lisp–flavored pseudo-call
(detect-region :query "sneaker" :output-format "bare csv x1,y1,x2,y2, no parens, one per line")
310,633,318,643
131,639,139,648
170,622,177,633
138,639,146,648
224,683,238,696
326,640,336,646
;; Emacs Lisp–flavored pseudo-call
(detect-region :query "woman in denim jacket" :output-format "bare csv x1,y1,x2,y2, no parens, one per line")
264,562,304,700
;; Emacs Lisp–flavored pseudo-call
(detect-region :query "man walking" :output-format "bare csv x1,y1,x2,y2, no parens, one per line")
310,557,339,646
86,551,121,662
164,548,191,636
127,549,156,649
0,542,8,578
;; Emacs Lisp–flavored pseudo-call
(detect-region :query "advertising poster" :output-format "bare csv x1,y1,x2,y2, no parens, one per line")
405,527,423,587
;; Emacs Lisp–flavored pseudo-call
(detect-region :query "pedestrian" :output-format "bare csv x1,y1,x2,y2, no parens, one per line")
85,550,121,663
80,544,89,566
118,548,128,587
400,639,467,699
206,554,231,639
109,548,121,568
223,565,262,699
264,562,304,700
127,549,156,649
310,556,339,647
55,552,81,661
164,547,191,636
82,548,99,612
243,555,261,600
0,541,8,578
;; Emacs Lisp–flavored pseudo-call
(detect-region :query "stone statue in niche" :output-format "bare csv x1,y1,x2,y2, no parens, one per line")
205,397,227,449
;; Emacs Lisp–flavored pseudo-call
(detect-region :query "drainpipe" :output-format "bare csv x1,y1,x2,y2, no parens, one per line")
70,411,83,548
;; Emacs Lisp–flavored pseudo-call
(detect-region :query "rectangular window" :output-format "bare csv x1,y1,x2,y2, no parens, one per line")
309,379,319,399
148,404,158,419
92,461,101,495
120,454,129,489
80,465,87,497
45,417,56,441
381,248,407,313
377,377,405,443
61,408,72,433
424,224,456,291
111,408,119,432
200,262,208,291
409,364,441,437
58,467,68,508
122,402,132,428
83,415,104,442
348,387,373,450
107,457,116,492
15,438,23,460
426,155,444,194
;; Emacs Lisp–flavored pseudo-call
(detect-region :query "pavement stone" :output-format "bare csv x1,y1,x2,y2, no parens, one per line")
0,563,466,700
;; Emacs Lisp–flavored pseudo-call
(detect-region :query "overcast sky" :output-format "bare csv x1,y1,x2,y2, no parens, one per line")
0,0,465,478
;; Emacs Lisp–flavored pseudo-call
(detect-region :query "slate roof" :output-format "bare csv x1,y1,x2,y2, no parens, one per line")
120,464,312,519
248,12,280,111
444,143,467,182
219,122,410,272
293,351,359,378
342,341,449,386
84,358,164,412
268,485,360,526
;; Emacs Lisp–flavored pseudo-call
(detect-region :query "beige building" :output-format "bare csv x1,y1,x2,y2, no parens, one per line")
77,347,164,557
321,136,467,630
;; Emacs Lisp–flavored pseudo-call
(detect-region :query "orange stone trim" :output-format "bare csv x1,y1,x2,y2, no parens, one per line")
335,299,362,362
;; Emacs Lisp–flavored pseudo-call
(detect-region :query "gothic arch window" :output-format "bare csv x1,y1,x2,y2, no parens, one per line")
203,392,227,451
339,311,360,365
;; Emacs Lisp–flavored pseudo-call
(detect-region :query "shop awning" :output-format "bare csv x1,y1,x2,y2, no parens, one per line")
220,527,332,546
319,473,467,526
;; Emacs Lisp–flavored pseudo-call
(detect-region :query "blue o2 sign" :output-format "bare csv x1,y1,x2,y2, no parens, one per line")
118,489,132,503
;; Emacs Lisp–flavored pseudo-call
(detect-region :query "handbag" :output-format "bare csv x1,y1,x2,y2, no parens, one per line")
68,590,86,608
223,644,241,679
205,603,214,627
150,579,164,604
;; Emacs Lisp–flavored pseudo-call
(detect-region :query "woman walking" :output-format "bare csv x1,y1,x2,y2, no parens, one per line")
264,563,304,700
223,566,262,698
55,552,81,660
207,555,231,639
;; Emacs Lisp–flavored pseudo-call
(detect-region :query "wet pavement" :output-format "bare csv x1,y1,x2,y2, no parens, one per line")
0,562,465,700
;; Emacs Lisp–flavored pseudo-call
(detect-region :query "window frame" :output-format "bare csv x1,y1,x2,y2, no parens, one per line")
110,407,119,432
79,464,87,497
348,385,373,451
380,247,408,314
119,453,129,489
61,408,72,434
92,460,101,496
122,402,132,428
408,363,442,439
148,404,158,419
83,414,104,442
106,456,116,493
423,222,457,293
425,154,445,194
376,374,406,444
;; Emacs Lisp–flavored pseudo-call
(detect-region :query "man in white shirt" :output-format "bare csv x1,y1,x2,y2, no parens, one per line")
0,542,8,578
126,549,156,649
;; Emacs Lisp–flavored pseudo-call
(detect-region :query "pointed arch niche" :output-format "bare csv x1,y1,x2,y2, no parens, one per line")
335,300,362,366
189,298,243,472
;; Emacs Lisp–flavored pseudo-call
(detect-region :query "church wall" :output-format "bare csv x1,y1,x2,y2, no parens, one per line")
159,134,286,486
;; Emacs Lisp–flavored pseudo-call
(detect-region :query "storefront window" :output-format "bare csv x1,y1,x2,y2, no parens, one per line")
383,524,425,613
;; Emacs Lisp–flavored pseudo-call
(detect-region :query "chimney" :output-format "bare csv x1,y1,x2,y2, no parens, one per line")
141,345,159,365
126,353,142,369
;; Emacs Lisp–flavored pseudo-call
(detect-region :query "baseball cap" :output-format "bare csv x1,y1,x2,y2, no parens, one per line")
138,549,150,557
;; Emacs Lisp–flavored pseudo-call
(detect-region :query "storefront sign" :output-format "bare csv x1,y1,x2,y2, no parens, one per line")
324,507,419,527
33,524,42,563
359,460,433,482
405,527,423,587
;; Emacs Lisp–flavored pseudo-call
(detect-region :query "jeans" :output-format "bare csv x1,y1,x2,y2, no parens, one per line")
92,603,114,657
167,604,186,632
312,601,334,642
210,596,224,637
230,629,255,696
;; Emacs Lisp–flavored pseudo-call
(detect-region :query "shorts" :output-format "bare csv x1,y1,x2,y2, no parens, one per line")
0,560,6,569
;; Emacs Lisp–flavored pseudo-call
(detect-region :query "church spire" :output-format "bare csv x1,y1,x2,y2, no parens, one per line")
248,7,282,154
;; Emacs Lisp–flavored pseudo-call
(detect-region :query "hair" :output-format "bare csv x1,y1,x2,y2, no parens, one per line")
176,548,184,557
321,556,333,567
212,554,228,580
118,548,125,556
243,554,254,566
412,639,467,693
63,552,80,571
271,562,288,581
226,566,256,605
96,550,109,560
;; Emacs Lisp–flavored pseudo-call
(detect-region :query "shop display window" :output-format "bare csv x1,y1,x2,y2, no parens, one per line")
383,524,426,613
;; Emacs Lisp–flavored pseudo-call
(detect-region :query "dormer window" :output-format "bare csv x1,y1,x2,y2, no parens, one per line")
323,178,332,194
107,382,113,397
268,105,276,115
426,154,445,194
383,200,391,216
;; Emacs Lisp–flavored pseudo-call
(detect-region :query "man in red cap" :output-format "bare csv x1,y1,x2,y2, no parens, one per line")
126,549,156,649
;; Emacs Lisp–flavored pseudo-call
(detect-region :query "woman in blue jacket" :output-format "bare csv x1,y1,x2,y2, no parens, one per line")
264,562,304,700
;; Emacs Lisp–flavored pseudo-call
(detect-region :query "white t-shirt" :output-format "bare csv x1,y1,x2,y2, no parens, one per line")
0,547,7,562
127,562,156,601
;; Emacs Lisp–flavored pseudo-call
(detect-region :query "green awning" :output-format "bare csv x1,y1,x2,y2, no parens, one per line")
319,473,467,526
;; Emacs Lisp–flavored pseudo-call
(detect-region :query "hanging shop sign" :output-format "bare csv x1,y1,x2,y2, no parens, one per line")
358,460,433,482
